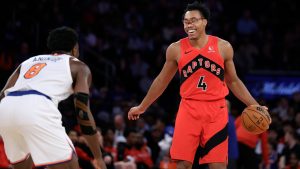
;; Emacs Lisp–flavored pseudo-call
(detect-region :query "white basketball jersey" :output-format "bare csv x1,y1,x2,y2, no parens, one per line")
5,54,74,106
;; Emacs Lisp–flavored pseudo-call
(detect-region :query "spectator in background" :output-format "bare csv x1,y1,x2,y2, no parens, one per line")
103,128,118,162
294,112,300,135
96,128,115,169
235,116,269,169
291,92,300,113
267,142,279,169
227,100,239,169
272,98,290,121
279,129,300,169
136,118,150,135
144,121,164,165
68,130,95,169
0,136,10,169
114,114,127,147
114,128,137,169
126,132,153,169
15,41,30,65
284,151,300,169
236,9,258,36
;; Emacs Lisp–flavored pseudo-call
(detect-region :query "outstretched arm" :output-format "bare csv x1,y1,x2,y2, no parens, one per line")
71,58,106,169
221,40,258,106
0,65,20,101
128,42,179,120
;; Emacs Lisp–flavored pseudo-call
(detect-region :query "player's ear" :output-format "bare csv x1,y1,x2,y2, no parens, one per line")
203,19,208,27
71,43,79,58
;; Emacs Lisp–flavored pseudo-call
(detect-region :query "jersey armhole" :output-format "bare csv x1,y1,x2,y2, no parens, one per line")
66,57,74,85
213,37,225,63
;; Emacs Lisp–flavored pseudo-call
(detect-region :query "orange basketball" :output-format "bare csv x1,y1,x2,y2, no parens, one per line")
241,105,271,134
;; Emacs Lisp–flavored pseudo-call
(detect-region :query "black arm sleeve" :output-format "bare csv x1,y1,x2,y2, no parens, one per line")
74,92,97,135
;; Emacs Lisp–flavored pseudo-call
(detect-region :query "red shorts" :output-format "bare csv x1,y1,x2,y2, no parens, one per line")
170,98,228,164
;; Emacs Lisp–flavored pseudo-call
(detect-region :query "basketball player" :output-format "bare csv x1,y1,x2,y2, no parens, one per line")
0,27,106,169
128,1,267,169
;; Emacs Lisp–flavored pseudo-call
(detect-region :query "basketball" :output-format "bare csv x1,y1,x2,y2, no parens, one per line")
241,105,271,134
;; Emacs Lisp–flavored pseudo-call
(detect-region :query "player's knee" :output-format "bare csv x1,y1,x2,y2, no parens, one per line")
208,162,226,169
176,160,192,169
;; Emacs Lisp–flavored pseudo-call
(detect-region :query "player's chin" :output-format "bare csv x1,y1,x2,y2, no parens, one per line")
188,34,198,40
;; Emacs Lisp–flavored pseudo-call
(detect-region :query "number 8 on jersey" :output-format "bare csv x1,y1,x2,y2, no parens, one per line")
24,63,47,79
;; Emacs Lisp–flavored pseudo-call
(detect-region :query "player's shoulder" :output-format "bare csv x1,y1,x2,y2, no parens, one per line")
70,56,85,66
215,37,233,60
216,37,232,48
165,41,181,59
69,57,91,73
167,40,181,51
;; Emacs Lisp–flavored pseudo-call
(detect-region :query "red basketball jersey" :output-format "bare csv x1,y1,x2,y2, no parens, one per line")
178,35,229,101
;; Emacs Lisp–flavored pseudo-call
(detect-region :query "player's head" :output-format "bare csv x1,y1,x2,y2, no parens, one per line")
182,1,210,40
47,26,79,58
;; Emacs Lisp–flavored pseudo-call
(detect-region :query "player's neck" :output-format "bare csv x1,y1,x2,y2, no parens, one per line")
189,34,208,50
51,51,71,56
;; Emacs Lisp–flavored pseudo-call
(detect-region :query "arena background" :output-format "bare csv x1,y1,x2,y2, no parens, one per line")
0,0,299,169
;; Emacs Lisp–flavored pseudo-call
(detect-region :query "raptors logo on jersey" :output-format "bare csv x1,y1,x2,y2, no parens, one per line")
178,35,229,101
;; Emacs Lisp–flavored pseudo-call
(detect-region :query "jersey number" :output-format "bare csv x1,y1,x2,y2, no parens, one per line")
24,63,47,79
197,76,207,91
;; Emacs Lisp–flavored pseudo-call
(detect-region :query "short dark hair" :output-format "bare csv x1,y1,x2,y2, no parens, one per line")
183,1,210,20
47,26,78,53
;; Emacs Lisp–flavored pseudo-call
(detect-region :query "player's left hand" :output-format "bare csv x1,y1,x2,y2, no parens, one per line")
260,105,272,124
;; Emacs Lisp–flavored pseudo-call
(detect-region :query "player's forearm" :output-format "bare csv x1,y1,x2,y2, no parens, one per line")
0,65,21,100
83,134,102,159
139,76,169,111
74,92,102,158
260,132,269,165
0,77,15,100
227,79,258,106
0,91,4,101
0,83,12,101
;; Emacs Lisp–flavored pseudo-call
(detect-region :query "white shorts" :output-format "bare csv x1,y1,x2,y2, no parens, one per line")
0,94,74,166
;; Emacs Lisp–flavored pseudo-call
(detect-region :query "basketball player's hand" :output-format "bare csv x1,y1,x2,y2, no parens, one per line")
128,106,145,120
92,158,107,169
261,106,268,110
261,105,272,124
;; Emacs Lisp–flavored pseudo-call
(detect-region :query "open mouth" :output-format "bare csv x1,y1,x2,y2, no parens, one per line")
188,29,196,35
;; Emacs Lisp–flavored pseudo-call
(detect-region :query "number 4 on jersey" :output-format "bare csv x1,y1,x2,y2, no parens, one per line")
24,63,47,79
197,76,207,91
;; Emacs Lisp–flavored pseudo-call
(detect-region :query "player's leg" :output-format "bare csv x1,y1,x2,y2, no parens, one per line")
197,99,228,166
12,155,33,169
208,162,226,169
176,160,192,169
23,123,78,168
0,97,33,169
170,100,202,167
19,96,78,167
47,154,80,169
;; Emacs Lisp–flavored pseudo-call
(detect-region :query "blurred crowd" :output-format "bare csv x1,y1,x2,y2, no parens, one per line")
0,0,299,169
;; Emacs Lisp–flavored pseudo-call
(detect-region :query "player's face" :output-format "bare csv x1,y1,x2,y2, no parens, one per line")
183,10,207,40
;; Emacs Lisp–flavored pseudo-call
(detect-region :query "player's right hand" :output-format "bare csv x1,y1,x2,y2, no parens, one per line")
128,106,145,120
